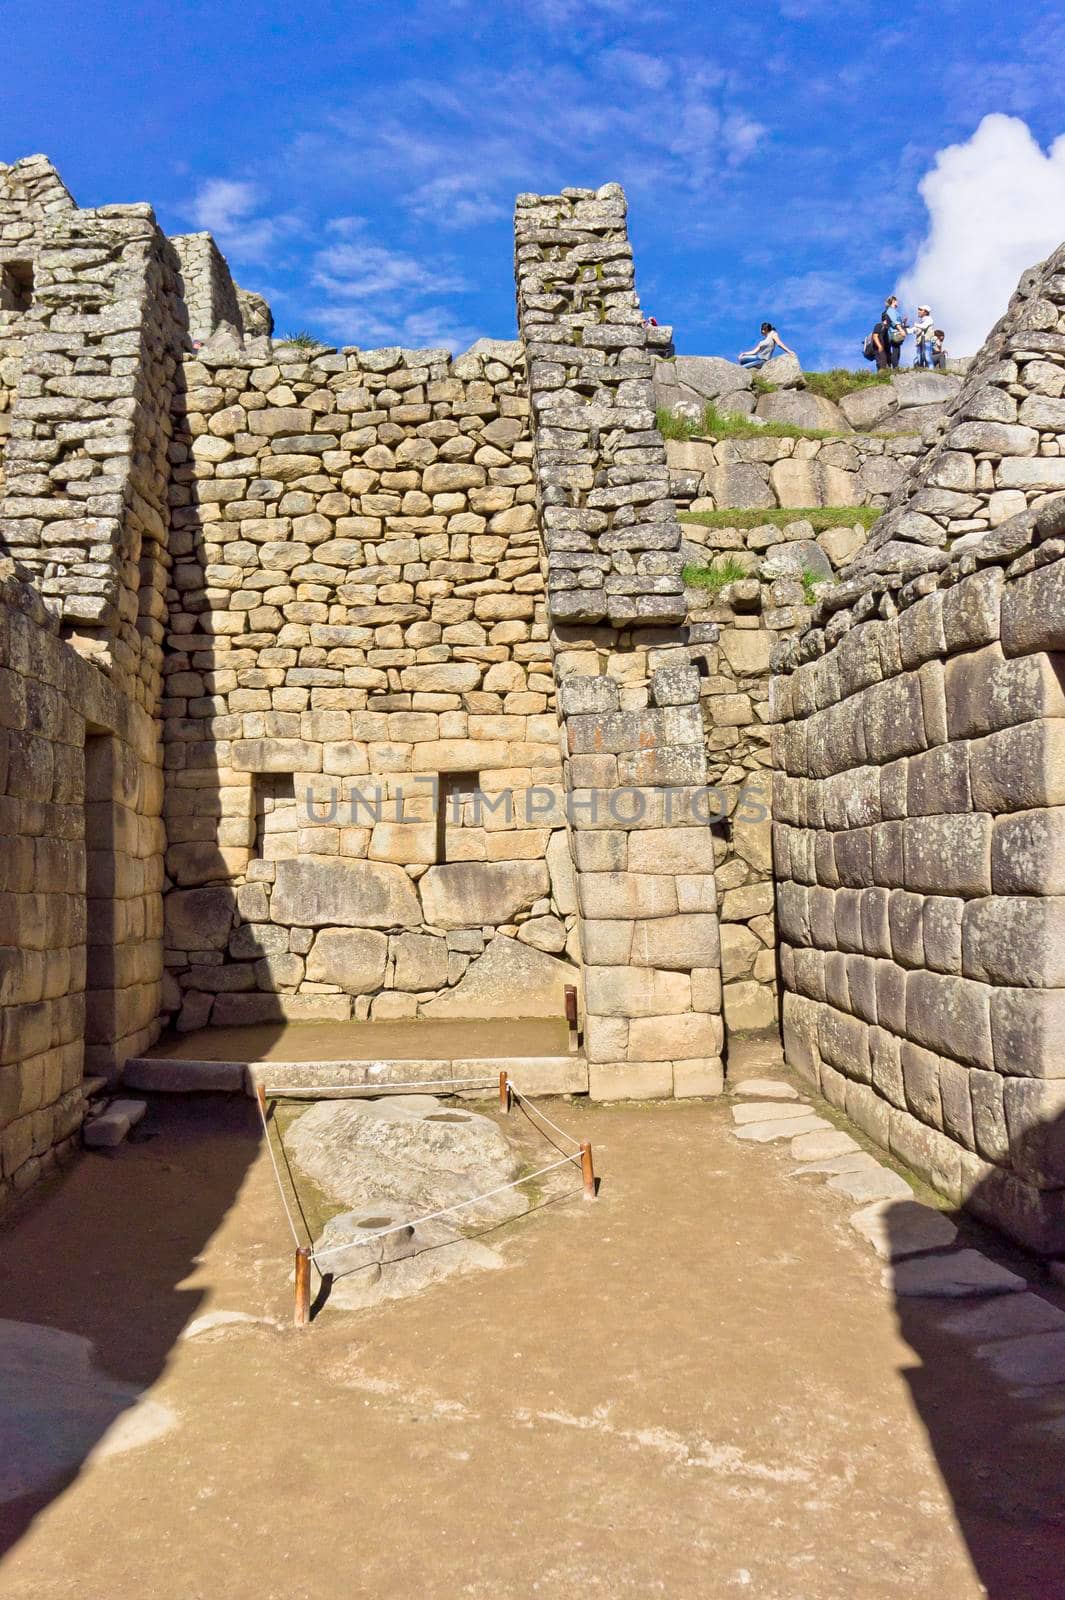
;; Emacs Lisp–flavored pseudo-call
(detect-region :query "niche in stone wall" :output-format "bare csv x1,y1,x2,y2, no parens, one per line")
435,771,482,863
0,260,33,313
253,772,297,860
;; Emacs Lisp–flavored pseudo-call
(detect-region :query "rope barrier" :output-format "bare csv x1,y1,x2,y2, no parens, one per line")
509,1086,583,1151
253,1071,597,1321
253,1084,307,1252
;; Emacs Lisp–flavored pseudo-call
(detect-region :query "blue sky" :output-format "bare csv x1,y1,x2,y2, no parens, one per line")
5,0,1065,366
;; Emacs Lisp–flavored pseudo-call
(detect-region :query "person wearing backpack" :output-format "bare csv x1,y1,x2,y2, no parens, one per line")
864,315,890,371
883,296,907,369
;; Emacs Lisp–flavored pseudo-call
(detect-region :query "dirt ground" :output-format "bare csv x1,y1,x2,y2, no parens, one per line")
2,1078,1063,1599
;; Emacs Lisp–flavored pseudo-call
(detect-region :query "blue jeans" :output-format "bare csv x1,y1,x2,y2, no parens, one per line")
738,354,765,368
915,341,932,368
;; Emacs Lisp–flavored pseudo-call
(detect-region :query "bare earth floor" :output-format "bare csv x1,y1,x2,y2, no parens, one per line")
2,1088,1063,1599
144,1017,572,1061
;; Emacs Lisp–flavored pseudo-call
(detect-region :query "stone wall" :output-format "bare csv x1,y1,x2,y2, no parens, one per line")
170,232,245,345
0,563,164,1208
0,194,184,708
161,337,582,1030
516,184,723,1099
773,242,1065,1252
681,515,873,1039
665,433,921,513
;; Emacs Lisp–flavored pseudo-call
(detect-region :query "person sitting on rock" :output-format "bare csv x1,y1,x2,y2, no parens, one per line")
931,328,947,370
912,305,935,368
738,322,795,368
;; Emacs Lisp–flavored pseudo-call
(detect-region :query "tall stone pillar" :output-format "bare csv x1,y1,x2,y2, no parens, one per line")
515,184,723,1098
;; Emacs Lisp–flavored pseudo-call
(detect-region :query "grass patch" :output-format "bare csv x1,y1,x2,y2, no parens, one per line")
658,402,846,442
801,567,827,605
276,329,325,350
680,505,882,532
803,368,893,404
681,555,751,596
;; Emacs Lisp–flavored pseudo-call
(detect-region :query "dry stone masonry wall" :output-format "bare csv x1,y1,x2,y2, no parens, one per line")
774,244,1065,1253
516,185,723,1098
161,337,583,1033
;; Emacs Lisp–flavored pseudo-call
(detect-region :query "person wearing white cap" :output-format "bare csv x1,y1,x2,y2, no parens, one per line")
913,305,935,368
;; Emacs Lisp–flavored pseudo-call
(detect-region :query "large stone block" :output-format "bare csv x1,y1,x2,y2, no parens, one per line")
588,1061,674,1100
992,808,1065,895
627,1011,721,1061
630,913,720,970
902,814,991,898
421,934,576,1020
420,860,548,928
271,858,421,928
1000,557,1065,657
962,896,1065,987
391,932,450,991
970,721,1065,812
305,928,388,991
990,986,1065,1078
164,886,234,951
723,979,777,1034
1003,1077,1065,1187
584,965,690,1018
579,872,678,920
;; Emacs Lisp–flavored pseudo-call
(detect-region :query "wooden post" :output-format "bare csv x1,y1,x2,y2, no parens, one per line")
294,1245,312,1326
564,984,579,1052
256,1082,267,1119
499,1070,510,1113
580,1140,596,1201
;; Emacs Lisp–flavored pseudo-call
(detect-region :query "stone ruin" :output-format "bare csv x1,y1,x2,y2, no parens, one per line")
2,152,1065,1256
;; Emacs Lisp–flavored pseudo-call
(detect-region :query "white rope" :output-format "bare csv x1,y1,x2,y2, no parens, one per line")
311,1153,579,1266
263,1075,495,1096
508,1085,583,1151
254,1090,305,1251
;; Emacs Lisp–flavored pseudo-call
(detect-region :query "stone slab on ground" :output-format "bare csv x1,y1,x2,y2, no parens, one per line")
889,1249,1028,1298
314,1209,503,1312
245,1056,588,1099
731,1100,812,1125
789,1153,874,1177
974,1331,1065,1388
826,1159,912,1203
936,1292,1065,1342
790,1129,861,1161
124,1058,246,1093
849,1199,958,1260
734,1115,828,1143
731,1079,800,1100
286,1096,527,1226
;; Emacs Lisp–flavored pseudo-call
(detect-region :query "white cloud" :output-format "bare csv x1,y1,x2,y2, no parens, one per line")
307,225,475,351
897,114,1065,356
603,49,672,91
186,177,299,261
404,174,510,229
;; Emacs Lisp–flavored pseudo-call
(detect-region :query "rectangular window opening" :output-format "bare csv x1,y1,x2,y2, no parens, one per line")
0,261,33,313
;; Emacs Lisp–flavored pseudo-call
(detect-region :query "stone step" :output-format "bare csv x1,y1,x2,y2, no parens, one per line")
123,1055,588,1100
83,1097,147,1149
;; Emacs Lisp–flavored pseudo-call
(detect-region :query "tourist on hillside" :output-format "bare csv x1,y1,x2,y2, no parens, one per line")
738,322,796,368
931,328,947,369
882,295,907,369
912,305,935,368
864,313,891,371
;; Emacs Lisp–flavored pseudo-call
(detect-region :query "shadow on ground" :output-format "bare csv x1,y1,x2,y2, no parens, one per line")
0,1091,263,1558
885,1117,1065,1599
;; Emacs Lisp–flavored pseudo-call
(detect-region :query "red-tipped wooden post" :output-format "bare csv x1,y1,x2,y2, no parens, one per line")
564,984,579,1052
499,1070,510,1113
580,1140,596,1201
256,1082,267,1119
294,1245,312,1326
